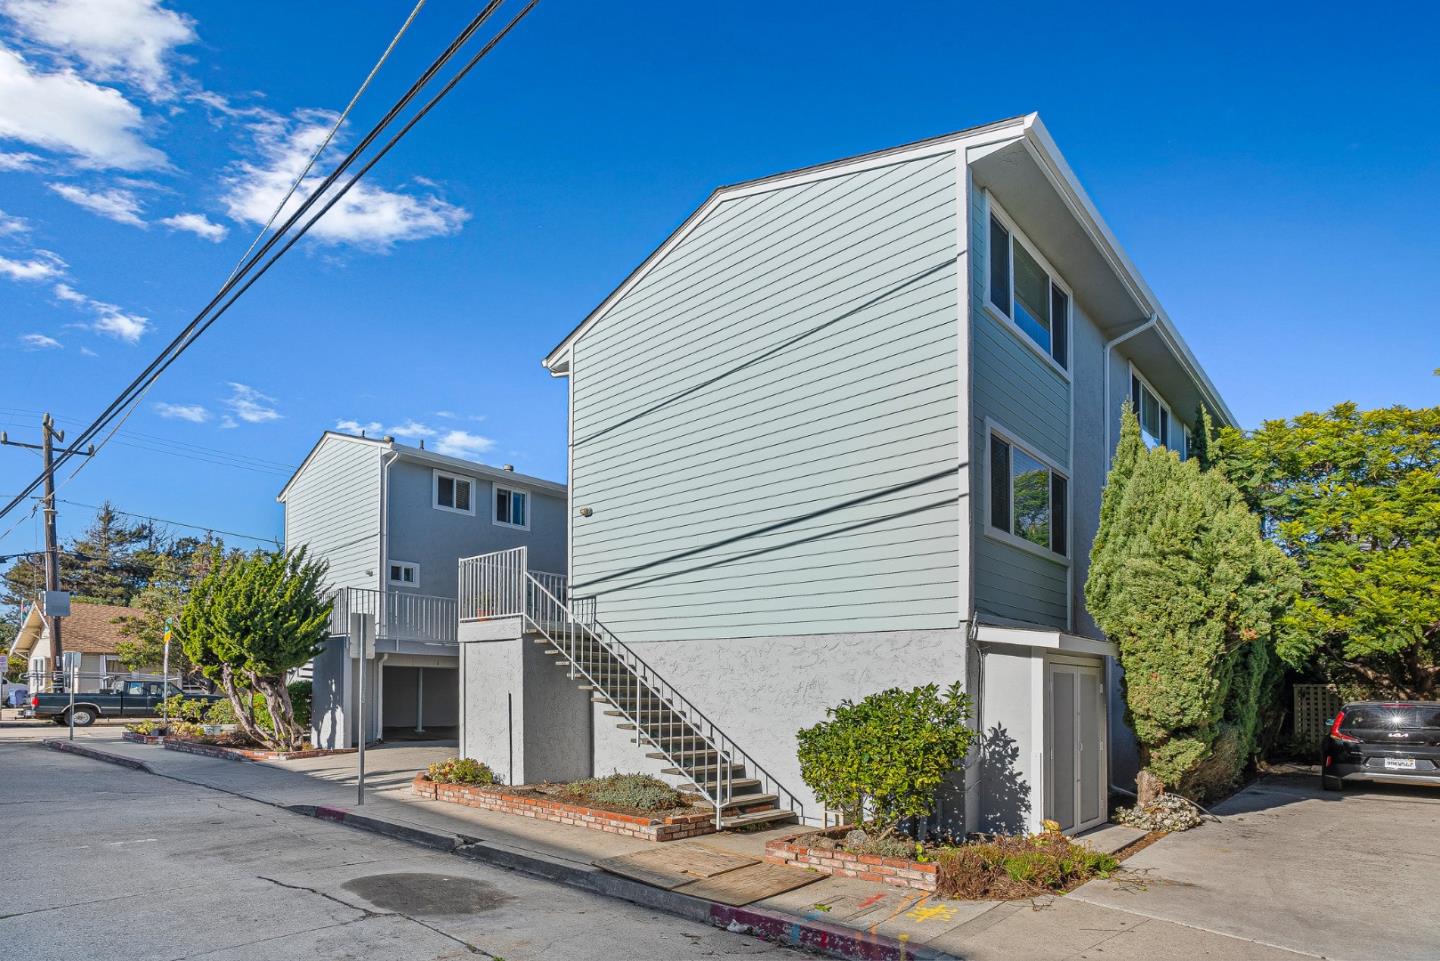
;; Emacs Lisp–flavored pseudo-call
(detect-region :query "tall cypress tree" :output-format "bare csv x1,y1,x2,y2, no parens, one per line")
1087,406,1297,801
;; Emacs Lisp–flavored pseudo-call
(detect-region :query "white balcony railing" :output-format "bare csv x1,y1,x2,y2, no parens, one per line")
327,586,457,644
458,547,566,621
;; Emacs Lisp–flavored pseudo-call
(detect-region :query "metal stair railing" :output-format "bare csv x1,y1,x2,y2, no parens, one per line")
523,574,804,830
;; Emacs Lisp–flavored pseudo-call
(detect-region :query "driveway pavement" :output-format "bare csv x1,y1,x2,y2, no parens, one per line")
1072,772,1440,960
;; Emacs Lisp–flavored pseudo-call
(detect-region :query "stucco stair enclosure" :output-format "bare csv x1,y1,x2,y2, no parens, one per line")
459,548,802,830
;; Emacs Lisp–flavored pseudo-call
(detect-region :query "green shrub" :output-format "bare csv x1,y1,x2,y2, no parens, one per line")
566,773,684,812
427,757,501,785
287,680,312,730
796,681,975,837
160,694,208,723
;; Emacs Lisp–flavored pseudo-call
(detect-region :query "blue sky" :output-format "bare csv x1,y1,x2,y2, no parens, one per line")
1,0,1436,556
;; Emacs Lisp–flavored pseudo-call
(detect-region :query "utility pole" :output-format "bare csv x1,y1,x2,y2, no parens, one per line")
1,414,93,691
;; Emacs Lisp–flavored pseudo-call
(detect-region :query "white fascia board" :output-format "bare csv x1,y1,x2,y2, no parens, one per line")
976,623,1117,658
1020,117,1237,427
542,115,1036,371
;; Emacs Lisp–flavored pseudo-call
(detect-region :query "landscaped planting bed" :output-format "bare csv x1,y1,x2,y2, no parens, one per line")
414,765,717,842
766,826,1121,898
161,736,355,762
122,730,165,745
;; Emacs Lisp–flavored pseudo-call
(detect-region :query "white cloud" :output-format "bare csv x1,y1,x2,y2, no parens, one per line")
78,344,96,356
435,429,495,459
153,401,207,422
52,281,150,341
221,110,468,250
19,331,60,348
0,207,27,234
47,181,145,225
0,248,62,280
386,419,437,440
0,0,196,100
224,382,280,423
335,418,383,436
0,149,40,170
0,45,166,169
159,211,225,242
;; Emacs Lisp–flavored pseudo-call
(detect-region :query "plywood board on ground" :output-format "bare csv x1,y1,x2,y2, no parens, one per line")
672,862,824,906
594,842,758,889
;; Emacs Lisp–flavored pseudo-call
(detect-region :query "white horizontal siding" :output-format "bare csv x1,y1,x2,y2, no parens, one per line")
283,437,381,591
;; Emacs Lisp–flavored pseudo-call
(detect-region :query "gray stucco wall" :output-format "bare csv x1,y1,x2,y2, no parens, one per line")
968,189,1071,630
384,459,567,599
568,151,963,642
591,627,969,824
283,436,383,590
459,636,592,784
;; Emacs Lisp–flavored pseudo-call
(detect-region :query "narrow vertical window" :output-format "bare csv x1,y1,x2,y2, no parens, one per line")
989,434,1011,533
1050,285,1068,369
1050,474,1068,557
989,216,1011,317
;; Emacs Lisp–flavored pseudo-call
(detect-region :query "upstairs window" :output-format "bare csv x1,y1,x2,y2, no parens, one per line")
434,470,474,514
388,561,419,587
988,210,1069,370
989,431,1068,557
494,485,529,530
1129,369,1184,453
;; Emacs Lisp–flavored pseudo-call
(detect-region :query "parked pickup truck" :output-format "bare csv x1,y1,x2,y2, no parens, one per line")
27,680,222,727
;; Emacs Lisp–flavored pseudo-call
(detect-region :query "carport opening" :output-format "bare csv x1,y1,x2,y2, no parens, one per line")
381,665,458,743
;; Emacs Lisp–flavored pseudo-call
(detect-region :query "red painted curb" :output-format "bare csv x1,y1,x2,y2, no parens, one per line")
707,903,936,961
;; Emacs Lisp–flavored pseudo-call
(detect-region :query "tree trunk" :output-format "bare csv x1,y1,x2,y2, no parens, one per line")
1137,768,1165,807
220,665,265,746
254,675,302,751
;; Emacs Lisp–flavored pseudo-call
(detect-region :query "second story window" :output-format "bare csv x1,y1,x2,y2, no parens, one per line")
434,470,474,514
1130,370,1173,451
494,485,529,530
989,431,1068,558
988,208,1069,370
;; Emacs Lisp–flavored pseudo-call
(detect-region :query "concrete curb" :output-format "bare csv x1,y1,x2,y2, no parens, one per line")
43,739,952,960
46,738,154,772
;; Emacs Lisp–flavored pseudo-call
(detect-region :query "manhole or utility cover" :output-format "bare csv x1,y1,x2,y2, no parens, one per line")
341,872,514,916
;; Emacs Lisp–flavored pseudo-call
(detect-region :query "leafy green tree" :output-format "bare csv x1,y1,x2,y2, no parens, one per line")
114,537,230,682
1,502,159,611
1214,403,1440,699
796,682,974,838
176,548,331,750
1087,406,1298,801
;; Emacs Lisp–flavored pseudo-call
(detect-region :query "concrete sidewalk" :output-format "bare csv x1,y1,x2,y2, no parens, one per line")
48,734,1312,961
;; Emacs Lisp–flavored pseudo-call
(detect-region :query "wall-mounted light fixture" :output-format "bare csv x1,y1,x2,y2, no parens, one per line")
578,506,593,517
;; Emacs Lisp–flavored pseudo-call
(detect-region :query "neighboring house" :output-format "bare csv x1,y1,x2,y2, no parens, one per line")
278,431,566,747
459,113,1231,835
8,601,139,693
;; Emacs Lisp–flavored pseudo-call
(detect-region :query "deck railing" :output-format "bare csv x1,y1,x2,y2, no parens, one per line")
327,586,457,644
458,547,566,620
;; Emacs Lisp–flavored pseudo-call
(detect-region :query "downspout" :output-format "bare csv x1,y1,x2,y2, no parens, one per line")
373,446,400,746
1099,313,1156,803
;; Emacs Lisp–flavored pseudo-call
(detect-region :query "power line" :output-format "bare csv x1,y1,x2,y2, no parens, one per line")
0,0,528,522
53,499,279,545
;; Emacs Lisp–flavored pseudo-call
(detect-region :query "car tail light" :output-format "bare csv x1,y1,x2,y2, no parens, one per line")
30,695,38,708
1330,711,1359,743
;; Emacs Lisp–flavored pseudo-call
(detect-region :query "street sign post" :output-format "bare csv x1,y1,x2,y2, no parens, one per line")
349,612,375,805
161,619,172,731
62,651,80,741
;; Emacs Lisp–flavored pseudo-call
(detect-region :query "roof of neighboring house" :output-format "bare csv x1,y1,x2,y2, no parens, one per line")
540,112,1234,426
276,431,567,503
7,601,135,660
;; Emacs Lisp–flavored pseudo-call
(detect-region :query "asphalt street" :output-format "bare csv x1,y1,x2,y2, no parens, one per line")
0,740,806,961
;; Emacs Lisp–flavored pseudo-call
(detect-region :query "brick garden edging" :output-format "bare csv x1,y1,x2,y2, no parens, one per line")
122,731,165,745
765,828,937,893
413,774,717,842
161,737,356,762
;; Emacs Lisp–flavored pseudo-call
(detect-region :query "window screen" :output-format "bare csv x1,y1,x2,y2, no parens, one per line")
989,217,1011,317
1050,285,1068,369
1012,242,1051,353
1050,473,1068,556
989,434,1011,533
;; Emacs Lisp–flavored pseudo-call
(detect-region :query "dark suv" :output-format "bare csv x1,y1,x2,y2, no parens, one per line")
1322,701,1440,791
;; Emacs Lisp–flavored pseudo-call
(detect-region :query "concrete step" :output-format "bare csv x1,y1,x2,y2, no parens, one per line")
645,748,721,762
679,776,762,794
664,762,746,778
715,792,779,812
719,808,797,830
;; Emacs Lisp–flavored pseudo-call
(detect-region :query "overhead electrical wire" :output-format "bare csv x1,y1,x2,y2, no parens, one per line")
0,0,537,522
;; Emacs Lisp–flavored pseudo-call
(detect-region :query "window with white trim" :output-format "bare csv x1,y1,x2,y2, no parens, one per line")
433,470,474,514
987,208,1070,369
1129,368,1188,456
989,431,1068,556
388,561,419,587
493,485,528,530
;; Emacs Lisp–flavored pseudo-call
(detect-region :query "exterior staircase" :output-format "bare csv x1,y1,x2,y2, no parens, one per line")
461,548,802,830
